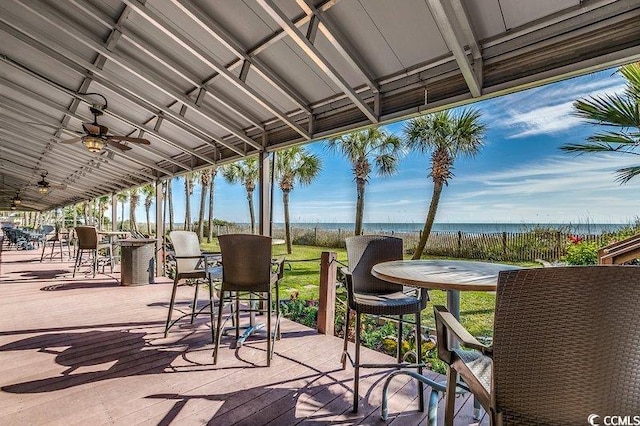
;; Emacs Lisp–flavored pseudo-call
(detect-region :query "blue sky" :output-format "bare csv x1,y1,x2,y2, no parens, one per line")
118,66,640,225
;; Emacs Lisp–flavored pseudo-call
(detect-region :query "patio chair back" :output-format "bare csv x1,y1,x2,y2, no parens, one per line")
74,226,98,249
41,225,55,236
218,234,272,292
492,266,640,423
169,231,202,274
345,235,404,297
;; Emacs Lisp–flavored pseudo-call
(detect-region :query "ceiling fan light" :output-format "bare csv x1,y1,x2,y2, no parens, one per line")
82,135,105,153
38,186,49,195
13,197,21,206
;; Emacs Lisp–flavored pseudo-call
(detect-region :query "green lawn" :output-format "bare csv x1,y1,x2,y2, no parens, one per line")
199,241,533,337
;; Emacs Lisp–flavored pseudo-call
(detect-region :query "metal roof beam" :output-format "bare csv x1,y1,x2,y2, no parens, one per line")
10,1,252,155
0,129,128,193
169,0,312,115
122,0,310,141
0,121,140,187
66,0,265,132
0,73,173,176
257,0,378,124
0,150,107,197
427,0,482,97
297,0,379,94
0,47,215,167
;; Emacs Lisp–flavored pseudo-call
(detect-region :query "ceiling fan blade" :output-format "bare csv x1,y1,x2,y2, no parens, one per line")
107,140,132,151
83,123,108,135
61,136,83,144
108,136,151,145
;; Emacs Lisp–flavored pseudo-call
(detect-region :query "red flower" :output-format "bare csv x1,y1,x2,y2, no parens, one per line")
567,235,583,244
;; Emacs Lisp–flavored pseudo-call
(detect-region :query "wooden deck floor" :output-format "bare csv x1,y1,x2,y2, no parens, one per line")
0,243,486,425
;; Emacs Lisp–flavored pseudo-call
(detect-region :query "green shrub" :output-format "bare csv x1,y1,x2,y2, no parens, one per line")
564,240,598,265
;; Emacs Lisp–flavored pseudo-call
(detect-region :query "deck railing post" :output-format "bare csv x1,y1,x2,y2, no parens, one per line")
318,251,337,335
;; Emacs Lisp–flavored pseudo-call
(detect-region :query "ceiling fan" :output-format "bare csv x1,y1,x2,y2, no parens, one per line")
61,101,150,153
29,171,66,194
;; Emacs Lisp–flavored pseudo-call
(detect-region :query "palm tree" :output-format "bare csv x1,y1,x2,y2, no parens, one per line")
141,184,155,235
129,187,140,233
207,167,217,243
561,63,640,183
116,191,128,230
97,195,110,230
327,128,402,236
184,173,195,231
221,157,259,234
275,147,322,253
196,169,212,242
404,108,486,259
81,200,90,225
167,178,174,232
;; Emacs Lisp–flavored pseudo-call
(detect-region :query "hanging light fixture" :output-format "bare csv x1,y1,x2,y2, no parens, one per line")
37,172,50,194
12,192,22,206
82,135,106,153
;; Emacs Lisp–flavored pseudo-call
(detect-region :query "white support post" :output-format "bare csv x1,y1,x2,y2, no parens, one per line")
155,179,165,276
111,193,118,231
258,150,271,237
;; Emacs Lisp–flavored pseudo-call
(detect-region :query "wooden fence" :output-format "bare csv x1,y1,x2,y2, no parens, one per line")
412,231,606,262
212,224,608,262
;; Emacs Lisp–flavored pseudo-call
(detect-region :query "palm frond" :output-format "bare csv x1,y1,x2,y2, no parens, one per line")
586,131,640,147
374,153,398,176
559,142,618,154
616,166,640,184
620,62,640,99
573,94,640,127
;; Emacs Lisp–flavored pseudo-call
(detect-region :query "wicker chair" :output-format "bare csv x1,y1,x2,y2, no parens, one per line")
434,266,640,426
39,225,62,262
342,235,428,413
165,231,220,343
214,234,283,366
72,226,113,278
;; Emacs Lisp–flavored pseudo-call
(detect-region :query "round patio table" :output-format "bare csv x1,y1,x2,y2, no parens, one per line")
373,259,522,420
371,259,521,319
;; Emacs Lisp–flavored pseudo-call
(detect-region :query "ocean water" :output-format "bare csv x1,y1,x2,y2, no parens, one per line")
276,222,627,235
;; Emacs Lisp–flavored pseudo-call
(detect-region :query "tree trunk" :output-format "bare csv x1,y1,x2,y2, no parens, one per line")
207,178,214,243
247,189,255,234
120,203,125,230
354,178,366,236
197,180,207,242
412,181,444,260
145,207,151,236
185,179,191,231
168,180,174,232
283,189,292,254
130,201,137,232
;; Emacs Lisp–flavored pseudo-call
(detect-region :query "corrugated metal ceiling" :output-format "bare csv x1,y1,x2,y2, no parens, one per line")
0,0,639,211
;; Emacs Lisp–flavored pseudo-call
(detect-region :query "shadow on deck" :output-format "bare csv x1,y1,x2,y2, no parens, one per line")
0,245,484,425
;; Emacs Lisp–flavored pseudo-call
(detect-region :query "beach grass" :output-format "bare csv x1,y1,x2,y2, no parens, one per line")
199,241,528,337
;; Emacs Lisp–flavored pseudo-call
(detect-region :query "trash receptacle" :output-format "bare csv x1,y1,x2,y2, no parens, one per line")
119,238,157,286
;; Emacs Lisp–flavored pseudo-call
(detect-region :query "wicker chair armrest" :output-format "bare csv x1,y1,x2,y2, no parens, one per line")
271,256,286,279
173,255,207,259
340,267,355,308
434,305,491,364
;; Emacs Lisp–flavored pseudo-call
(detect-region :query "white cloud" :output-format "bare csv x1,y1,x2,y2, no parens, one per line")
498,83,626,138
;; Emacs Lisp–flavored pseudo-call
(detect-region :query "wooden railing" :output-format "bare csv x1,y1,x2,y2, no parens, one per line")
598,233,640,264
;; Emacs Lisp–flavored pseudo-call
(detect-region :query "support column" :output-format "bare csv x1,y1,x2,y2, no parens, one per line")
258,150,271,237
111,193,118,231
73,204,77,228
155,179,165,276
